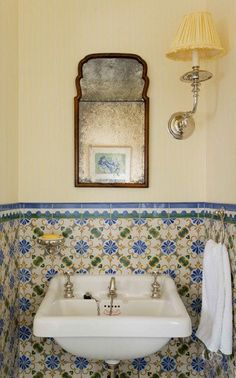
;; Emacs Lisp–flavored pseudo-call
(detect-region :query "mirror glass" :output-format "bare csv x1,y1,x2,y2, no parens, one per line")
74,53,149,187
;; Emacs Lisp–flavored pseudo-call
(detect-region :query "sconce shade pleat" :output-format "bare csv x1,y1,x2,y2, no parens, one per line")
166,12,224,61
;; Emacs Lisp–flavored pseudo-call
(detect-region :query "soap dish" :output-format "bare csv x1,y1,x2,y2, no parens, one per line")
38,233,64,253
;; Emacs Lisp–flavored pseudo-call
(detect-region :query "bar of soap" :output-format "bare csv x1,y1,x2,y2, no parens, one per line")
40,233,63,241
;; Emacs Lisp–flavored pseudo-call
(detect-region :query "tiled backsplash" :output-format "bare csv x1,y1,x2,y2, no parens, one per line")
0,208,20,378
0,203,235,377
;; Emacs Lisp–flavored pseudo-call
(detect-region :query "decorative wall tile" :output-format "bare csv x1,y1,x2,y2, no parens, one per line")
0,214,20,378
0,203,235,377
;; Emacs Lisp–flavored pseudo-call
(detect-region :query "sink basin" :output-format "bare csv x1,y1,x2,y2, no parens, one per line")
33,274,191,360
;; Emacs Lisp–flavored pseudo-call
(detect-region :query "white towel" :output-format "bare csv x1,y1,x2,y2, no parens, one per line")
196,239,232,355
220,243,232,354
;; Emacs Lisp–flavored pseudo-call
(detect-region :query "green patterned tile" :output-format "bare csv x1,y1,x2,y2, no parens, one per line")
1,205,235,377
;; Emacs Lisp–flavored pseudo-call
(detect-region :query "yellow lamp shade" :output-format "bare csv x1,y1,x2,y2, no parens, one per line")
166,12,224,61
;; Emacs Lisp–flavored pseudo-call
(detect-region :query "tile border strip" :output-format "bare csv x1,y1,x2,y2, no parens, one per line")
0,202,235,223
0,202,235,210
20,202,236,212
20,202,201,209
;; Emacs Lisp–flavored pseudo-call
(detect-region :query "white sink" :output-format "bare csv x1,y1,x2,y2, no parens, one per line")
33,274,191,360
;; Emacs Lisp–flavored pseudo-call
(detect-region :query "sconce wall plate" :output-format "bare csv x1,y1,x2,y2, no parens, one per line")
168,112,195,140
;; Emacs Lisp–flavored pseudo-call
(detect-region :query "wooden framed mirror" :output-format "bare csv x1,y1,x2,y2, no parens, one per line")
74,53,149,187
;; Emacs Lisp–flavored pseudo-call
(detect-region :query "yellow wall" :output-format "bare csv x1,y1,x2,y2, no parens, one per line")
205,0,236,203
18,0,208,203
0,0,18,204
2,0,232,204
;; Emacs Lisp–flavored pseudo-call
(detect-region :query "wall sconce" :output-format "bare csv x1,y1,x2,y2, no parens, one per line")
166,12,224,140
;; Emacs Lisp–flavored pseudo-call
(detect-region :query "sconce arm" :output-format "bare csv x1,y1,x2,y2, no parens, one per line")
191,77,200,114
181,66,212,117
168,67,212,140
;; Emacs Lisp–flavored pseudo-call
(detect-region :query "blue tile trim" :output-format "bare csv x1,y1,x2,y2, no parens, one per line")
1,202,235,216
18,202,204,209
0,203,20,211
17,202,236,211
168,202,201,208
204,202,236,211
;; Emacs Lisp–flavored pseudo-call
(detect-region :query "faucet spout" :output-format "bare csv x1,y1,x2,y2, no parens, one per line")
108,277,117,316
108,277,117,297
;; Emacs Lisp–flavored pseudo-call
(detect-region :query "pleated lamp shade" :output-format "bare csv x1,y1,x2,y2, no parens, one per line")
166,12,224,61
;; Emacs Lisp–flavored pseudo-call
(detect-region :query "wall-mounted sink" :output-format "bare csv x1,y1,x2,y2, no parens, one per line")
33,274,191,361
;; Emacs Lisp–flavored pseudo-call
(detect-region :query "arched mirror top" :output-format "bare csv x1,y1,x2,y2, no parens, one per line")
76,53,148,102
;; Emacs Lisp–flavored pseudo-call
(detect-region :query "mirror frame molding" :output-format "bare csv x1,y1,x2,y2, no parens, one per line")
74,53,149,188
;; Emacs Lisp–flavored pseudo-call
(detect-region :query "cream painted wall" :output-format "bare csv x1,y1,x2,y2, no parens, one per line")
18,0,208,203
0,0,18,204
205,0,236,203
2,1,234,204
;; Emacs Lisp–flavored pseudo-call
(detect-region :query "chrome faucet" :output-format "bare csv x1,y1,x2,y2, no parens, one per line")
108,277,117,298
108,277,117,316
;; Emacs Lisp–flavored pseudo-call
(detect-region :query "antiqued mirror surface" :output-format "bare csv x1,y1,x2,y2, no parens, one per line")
74,53,149,187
